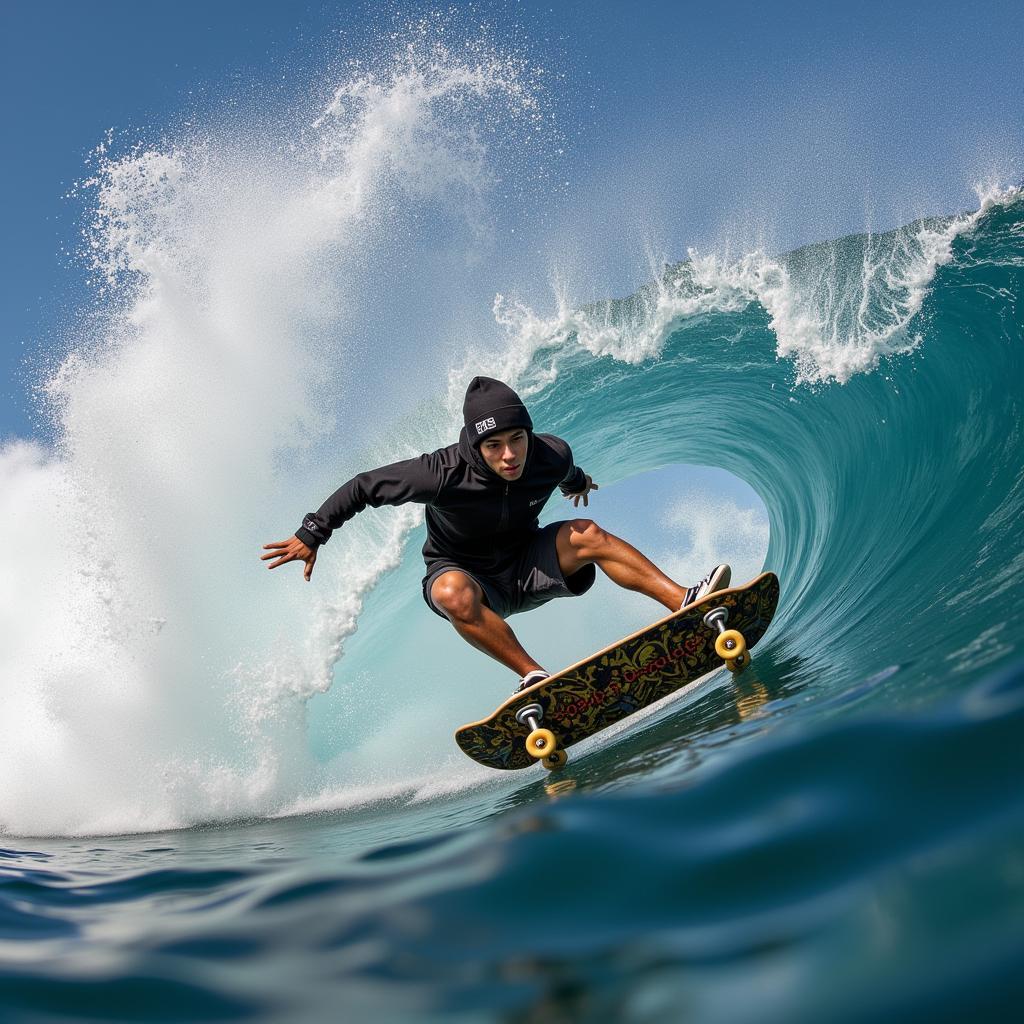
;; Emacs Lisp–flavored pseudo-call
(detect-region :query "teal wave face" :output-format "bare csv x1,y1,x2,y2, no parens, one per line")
521,195,1024,719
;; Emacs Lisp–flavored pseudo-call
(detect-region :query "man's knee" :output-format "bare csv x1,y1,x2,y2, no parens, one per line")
564,518,610,559
431,571,483,623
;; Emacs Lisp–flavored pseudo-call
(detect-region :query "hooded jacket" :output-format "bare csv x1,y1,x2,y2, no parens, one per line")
295,379,587,575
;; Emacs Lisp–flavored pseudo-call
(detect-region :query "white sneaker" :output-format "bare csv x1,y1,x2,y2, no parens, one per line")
514,669,550,694
681,564,731,609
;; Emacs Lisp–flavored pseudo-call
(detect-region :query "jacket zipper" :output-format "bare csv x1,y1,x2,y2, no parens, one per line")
499,483,509,532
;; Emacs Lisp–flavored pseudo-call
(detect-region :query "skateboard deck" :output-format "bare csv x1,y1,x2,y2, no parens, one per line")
455,571,780,770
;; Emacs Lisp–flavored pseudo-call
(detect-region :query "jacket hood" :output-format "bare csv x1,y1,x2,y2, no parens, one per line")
458,424,534,482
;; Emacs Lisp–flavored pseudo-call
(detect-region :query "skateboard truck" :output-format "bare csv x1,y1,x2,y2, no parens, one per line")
515,702,568,770
703,606,750,673
515,702,544,732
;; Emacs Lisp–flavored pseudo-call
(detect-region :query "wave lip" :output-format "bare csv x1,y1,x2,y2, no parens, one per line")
494,183,1023,385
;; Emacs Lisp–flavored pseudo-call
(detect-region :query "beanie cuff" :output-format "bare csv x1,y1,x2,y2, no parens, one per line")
469,404,533,445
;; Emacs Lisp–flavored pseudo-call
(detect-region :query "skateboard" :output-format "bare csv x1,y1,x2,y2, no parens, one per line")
455,571,780,771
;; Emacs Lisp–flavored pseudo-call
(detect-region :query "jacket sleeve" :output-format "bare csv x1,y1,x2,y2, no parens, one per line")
553,438,588,495
295,452,445,547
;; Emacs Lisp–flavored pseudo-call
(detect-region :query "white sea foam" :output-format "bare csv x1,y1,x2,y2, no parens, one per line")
488,182,1023,385
688,181,1020,383
0,37,544,837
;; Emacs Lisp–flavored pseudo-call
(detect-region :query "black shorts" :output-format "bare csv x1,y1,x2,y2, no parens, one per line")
422,521,597,620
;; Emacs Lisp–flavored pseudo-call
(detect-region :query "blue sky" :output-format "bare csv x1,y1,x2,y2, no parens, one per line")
2,0,1022,440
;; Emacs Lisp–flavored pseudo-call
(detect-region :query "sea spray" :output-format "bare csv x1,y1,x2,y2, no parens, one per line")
0,38,551,837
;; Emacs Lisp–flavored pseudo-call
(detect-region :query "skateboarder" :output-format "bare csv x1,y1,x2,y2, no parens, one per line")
262,376,730,691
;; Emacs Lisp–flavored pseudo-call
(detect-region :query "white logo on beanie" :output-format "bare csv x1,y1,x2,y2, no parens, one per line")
475,417,497,435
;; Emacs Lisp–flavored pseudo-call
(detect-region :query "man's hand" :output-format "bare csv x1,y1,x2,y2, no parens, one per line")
566,474,599,508
261,535,317,581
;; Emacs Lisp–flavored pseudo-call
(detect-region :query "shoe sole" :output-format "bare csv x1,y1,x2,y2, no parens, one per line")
705,563,731,596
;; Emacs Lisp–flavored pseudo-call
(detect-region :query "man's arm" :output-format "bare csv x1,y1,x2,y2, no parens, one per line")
554,439,599,508
262,451,445,581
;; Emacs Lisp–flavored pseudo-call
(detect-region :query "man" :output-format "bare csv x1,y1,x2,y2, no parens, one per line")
262,377,730,691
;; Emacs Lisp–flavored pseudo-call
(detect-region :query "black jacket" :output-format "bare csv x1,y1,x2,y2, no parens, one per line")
295,430,588,575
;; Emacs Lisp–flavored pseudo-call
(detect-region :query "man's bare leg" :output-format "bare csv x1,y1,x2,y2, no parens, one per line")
556,519,687,612
430,570,543,677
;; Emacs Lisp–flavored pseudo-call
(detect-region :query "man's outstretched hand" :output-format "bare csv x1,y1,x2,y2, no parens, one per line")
261,535,317,581
566,474,599,508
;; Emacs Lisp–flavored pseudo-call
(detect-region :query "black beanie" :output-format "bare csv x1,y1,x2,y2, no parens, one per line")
462,377,533,446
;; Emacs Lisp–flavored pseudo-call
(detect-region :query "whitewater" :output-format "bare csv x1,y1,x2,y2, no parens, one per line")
1,29,1023,1024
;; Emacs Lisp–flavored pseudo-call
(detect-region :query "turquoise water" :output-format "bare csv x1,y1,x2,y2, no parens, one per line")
3,193,1023,1021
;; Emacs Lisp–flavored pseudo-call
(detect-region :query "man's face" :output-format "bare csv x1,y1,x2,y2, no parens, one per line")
479,428,528,481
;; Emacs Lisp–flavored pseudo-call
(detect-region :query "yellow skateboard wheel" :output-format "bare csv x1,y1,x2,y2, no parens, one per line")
525,728,557,759
542,749,568,770
715,629,747,662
